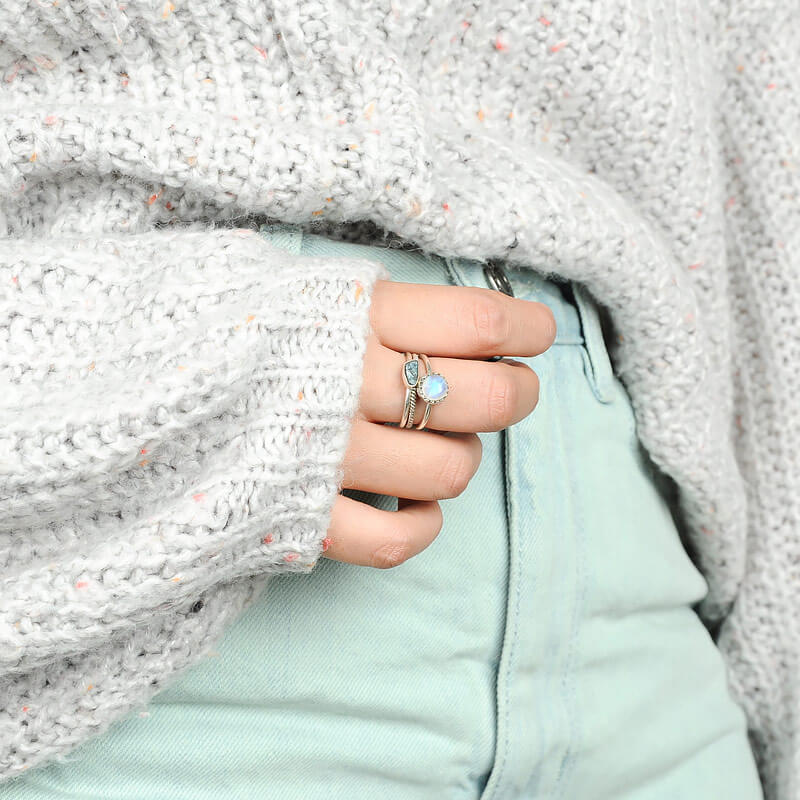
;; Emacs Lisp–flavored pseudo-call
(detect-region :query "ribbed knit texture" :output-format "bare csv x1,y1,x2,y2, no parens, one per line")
0,1,796,797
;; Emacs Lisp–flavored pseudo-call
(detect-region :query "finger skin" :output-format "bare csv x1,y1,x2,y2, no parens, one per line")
359,338,540,431
369,280,557,358
342,418,483,500
323,493,443,568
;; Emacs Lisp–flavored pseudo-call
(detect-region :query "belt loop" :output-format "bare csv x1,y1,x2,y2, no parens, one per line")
570,282,616,404
439,254,469,287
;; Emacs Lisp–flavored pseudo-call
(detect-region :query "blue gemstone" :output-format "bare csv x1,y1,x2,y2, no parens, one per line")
404,359,419,386
420,373,448,401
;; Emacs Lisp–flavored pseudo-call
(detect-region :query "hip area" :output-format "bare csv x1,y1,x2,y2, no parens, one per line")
281,226,759,799
261,222,717,628
259,221,710,609
1,224,761,800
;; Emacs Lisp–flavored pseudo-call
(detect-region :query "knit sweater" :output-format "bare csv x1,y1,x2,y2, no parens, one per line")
0,1,796,796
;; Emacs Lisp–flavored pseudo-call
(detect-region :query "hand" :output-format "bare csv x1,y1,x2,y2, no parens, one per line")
324,279,556,568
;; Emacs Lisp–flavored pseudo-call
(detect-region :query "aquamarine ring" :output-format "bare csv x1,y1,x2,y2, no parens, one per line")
414,353,449,431
400,352,419,428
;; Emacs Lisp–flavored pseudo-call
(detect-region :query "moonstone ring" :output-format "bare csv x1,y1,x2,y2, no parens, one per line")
399,352,450,430
413,352,449,431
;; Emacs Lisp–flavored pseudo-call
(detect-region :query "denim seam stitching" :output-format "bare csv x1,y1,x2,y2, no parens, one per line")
571,284,616,404
481,424,522,800
551,356,590,798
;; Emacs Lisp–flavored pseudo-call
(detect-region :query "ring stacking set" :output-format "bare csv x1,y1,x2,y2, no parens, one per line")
400,352,450,430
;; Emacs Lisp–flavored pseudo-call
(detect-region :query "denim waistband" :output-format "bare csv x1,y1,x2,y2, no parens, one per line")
261,222,617,404
435,253,584,346
442,252,618,403
259,222,584,346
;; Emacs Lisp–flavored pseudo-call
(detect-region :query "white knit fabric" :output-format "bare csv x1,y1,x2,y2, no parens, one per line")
0,1,797,797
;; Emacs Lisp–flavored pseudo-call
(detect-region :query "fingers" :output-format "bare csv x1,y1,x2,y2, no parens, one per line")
360,340,540,431
369,280,557,359
328,278,553,571
342,418,483,499
324,494,443,568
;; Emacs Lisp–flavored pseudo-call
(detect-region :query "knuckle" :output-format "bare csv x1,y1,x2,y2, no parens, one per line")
435,445,476,498
487,372,518,428
472,293,510,351
370,528,412,569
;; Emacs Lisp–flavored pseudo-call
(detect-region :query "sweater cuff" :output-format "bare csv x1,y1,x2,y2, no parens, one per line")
0,232,390,673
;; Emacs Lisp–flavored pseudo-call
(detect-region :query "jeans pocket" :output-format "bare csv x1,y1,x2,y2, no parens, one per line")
568,281,616,405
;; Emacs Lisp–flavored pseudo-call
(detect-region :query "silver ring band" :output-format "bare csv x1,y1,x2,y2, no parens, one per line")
400,352,419,428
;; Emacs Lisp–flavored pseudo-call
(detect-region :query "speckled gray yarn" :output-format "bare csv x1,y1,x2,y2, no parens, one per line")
0,2,796,797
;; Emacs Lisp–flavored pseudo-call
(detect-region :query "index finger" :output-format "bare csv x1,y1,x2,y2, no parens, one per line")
369,280,557,358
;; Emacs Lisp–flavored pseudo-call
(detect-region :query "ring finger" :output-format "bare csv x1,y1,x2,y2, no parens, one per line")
360,341,541,432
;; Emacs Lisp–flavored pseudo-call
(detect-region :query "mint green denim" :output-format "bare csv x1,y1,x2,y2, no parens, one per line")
2,225,764,799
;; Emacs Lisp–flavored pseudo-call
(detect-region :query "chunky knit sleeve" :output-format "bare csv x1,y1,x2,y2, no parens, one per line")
0,227,389,675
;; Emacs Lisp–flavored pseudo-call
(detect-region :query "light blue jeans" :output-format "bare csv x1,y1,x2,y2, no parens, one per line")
1,226,764,799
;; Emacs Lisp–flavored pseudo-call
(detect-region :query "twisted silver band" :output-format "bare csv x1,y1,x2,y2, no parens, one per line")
400,352,419,428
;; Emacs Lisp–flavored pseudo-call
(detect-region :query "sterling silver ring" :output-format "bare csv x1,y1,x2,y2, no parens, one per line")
399,352,449,430
400,352,419,428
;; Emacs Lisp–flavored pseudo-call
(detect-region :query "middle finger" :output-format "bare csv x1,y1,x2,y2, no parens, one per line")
369,280,556,358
